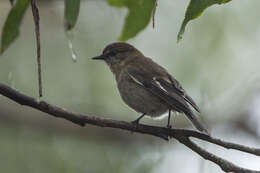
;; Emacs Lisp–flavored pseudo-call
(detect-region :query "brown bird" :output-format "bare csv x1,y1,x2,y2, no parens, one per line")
92,42,208,134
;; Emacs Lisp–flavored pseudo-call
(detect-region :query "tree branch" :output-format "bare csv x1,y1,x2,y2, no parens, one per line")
0,83,259,173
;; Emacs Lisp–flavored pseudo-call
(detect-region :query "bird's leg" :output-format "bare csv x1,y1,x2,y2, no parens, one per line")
167,109,172,129
131,113,145,125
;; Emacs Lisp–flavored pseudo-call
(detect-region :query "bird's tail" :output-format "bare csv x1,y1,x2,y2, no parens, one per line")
185,110,209,134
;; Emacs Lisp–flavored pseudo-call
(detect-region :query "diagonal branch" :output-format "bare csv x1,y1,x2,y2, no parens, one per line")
0,83,259,173
178,137,259,173
168,129,260,156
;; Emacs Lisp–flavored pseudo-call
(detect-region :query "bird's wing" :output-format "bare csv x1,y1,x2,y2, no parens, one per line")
126,58,200,113
126,65,192,115
126,61,208,134
164,75,200,113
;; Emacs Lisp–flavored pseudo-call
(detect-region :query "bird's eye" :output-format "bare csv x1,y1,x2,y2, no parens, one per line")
108,51,117,57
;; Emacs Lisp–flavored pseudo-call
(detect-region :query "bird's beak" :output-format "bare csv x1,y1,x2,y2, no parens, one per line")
92,54,107,60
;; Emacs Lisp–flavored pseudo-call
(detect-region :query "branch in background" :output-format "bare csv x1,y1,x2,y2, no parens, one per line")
152,0,158,28
9,0,15,6
233,116,260,138
30,0,42,97
0,83,260,173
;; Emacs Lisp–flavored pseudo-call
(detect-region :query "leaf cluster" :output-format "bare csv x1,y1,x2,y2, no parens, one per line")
0,0,232,55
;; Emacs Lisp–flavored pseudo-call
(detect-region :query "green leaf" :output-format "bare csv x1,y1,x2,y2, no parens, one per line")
177,0,231,42
107,0,125,7
64,0,80,30
107,0,155,41
0,0,30,55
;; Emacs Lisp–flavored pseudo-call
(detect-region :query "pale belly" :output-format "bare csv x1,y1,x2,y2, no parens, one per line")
117,77,169,117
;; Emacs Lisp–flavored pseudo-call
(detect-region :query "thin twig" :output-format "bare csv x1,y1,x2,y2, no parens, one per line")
30,0,42,97
0,83,259,173
152,0,158,28
178,138,259,173
167,129,260,156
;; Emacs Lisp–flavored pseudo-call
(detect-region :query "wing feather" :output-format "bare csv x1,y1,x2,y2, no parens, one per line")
126,61,208,134
162,75,200,113
127,69,192,115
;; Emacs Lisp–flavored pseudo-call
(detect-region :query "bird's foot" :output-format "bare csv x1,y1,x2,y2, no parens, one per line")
166,124,173,140
131,119,140,125
131,113,145,131
131,119,140,132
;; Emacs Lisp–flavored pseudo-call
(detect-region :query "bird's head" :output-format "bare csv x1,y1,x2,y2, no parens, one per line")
92,42,142,68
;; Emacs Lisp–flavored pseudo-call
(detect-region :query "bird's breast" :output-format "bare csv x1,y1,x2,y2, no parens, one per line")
117,73,168,117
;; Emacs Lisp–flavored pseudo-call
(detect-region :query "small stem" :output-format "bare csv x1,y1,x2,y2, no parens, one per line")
152,0,158,28
30,0,42,97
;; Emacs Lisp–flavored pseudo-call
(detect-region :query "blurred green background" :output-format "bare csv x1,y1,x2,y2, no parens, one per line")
1,0,260,172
